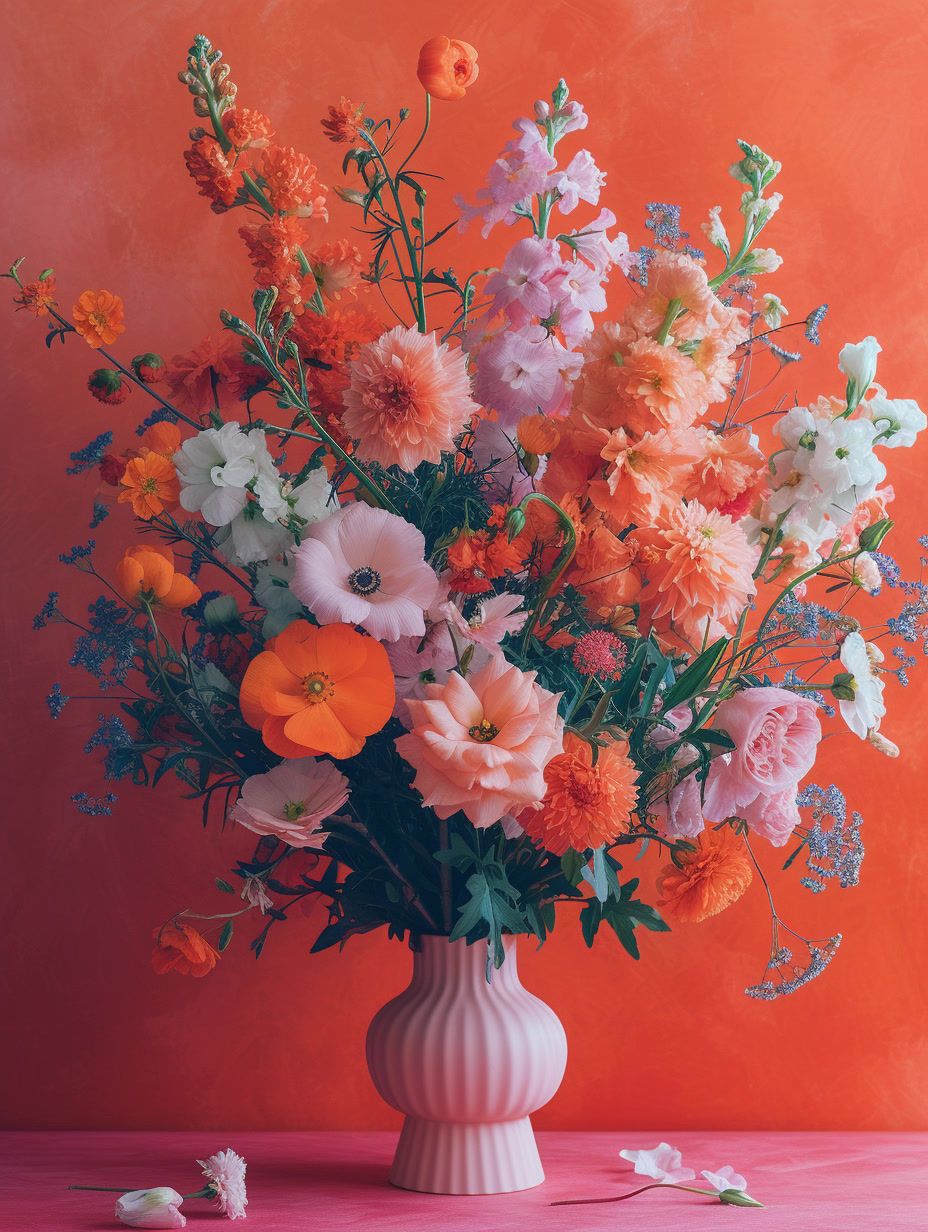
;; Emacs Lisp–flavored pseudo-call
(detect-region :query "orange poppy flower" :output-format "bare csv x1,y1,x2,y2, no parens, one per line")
152,921,219,977
115,545,201,610
656,827,754,923
417,36,479,101
118,454,180,520
72,289,125,349
240,620,395,760
517,414,562,456
139,421,182,459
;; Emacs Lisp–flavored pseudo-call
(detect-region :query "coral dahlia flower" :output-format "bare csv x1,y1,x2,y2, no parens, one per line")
656,826,753,923
240,620,394,760
116,545,201,610
518,732,639,855
118,453,180,520
291,503,438,642
342,326,479,469
72,289,125,349
632,502,759,651
152,921,219,977
395,655,563,828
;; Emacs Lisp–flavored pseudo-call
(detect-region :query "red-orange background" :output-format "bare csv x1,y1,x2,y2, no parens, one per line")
3,0,928,1132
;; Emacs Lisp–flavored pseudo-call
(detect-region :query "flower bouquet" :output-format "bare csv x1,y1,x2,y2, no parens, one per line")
15,31,928,1196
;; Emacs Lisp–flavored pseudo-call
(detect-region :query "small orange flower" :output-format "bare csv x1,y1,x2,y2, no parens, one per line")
184,136,240,211
152,921,219,977
72,290,125,349
446,526,526,594
14,275,57,317
239,620,395,760
656,827,754,923
221,107,274,151
139,420,182,459
118,454,180,520
321,97,366,144
115,545,201,610
307,240,364,301
519,733,639,855
417,36,479,100
259,145,328,218
517,414,562,456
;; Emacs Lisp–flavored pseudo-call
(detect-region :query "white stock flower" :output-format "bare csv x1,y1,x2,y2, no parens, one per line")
757,293,788,328
619,1142,695,1184
838,336,882,404
745,246,782,273
702,205,730,256
864,390,927,448
838,631,886,739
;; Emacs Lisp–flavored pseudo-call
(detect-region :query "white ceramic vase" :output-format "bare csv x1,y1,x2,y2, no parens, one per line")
365,933,568,1194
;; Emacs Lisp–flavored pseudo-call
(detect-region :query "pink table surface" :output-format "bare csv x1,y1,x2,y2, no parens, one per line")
1,1130,926,1231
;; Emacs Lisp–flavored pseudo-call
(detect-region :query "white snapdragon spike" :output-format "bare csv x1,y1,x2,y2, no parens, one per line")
863,390,927,448
175,423,276,526
838,631,887,739
115,1187,186,1229
839,335,882,409
619,1143,696,1184
757,292,788,328
701,205,730,256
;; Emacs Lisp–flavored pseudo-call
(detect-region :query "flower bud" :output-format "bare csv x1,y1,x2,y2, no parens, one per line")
505,506,527,541
115,1186,186,1228
131,353,166,384
88,368,130,406
857,518,893,553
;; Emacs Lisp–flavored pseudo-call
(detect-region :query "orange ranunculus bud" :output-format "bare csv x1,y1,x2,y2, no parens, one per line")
517,414,562,456
115,545,201,610
88,367,131,405
132,352,167,384
416,36,479,101
152,921,219,977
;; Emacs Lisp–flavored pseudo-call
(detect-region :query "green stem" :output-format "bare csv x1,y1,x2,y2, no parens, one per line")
552,1181,719,1207
358,129,427,331
398,91,431,175
516,494,577,650
654,297,682,346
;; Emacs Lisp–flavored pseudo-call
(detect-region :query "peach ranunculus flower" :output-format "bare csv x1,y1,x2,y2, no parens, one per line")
684,425,768,518
417,36,479,101
71,289,125,348
589,427,699,526
631,502,758,651
118,453,180,520
395,655,564,827
656,826,753,923
152,920,219,977
116,545,202,610
618,336,709,432
518,732,639,855
342,325,480,470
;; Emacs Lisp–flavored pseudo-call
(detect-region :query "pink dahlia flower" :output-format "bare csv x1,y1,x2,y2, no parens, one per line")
396,655,564,827
231,756,350,848
341,325,479,469
292,503,438,642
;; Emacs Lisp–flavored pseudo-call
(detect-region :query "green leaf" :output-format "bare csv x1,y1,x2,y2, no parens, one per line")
215,878,235,894
560,848,583,887
662,637,728,709
218,921,234,951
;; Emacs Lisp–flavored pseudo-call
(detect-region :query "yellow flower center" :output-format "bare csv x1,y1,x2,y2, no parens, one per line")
303,672,335,704
469,718,499,743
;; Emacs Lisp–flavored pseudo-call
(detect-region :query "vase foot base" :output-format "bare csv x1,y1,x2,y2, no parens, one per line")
389,1115,544,1195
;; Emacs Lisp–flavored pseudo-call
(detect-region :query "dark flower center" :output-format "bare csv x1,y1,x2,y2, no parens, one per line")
348,566,382,596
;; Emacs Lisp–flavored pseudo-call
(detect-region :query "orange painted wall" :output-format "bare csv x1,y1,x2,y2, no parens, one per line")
3,0,928,1132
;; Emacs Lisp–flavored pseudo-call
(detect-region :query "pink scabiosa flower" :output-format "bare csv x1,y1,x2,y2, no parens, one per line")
196,1148,247,1220
572,629,627,679
292,503,439,642
632,502,759,651
231,757,350,848
341,326,479,469
395,655,564,827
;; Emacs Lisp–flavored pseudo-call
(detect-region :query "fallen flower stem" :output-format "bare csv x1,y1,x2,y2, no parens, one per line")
552,1181,719,1206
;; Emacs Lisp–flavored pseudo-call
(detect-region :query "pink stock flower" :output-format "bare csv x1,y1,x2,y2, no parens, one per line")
292,503,438,642
547,257,608,345
484,236,563,319
231,757,350,848
550,148,605,214
396,655,564,827
457,118,557,237
387,617,460,722
341,326,478,470
468,413,545,503
567,208,632,274
472,325,577,424
197,1148,247,1220
442,592,528,647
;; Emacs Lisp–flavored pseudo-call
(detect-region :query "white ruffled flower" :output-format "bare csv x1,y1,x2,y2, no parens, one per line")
619,1142,695,1184
838,631,886,739
215,466,335,566
175,423,276,526
838,336,882,406
864,390,927,448
745,246,782,273
197,1148,247,1220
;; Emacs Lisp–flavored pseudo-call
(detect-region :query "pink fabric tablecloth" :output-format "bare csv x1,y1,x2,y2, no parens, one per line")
1,1130,926,1231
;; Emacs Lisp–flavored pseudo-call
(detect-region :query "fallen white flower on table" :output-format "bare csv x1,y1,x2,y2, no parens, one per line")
619,1142,696,1183
115,1187,186,1229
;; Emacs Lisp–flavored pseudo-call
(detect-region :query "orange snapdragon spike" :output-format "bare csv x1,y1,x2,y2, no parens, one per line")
118,453,180,520
71,289,125,348
152,921,219,977
416,36,479,100
115,545,201,610
239,620,395,760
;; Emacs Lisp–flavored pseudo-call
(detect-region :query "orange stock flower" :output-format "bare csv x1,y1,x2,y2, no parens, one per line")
321,97,366,144
71,290,125,349
656,827,754,923
239,620,394,760
118,453,180,520
115,545,201,610
259,145,327,217
152,921,219,978
184,136,240,211
417,36,479,100
221,107,274,151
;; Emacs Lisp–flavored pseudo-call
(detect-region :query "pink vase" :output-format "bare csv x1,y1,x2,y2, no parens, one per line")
365,933,568,1195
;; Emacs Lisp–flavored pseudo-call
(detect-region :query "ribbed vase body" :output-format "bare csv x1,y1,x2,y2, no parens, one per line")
365,934,568,1194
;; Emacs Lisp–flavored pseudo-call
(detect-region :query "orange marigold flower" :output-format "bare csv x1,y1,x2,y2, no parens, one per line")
88,367,130,405
240,619,394,760
152,920,219,977
183,136,240,211
321,97,366,144
167,333,254,413
72,289,125,349
517,414,561,456
259,145,328,218
118,453,180,520
417,36,479,101
14,275,57,317
656,827,753,923
307,239,364,301
446,527,526,594
115,545,201,610
519,732,639,855
221,107,274,150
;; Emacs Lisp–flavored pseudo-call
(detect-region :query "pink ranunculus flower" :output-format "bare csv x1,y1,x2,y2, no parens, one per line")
115,1188,187,1229
704,687,821,833
291,503,438,642
231,757,350,848
395,655,564,827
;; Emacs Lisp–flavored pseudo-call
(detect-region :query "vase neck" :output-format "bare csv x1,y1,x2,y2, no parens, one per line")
411,934,520,989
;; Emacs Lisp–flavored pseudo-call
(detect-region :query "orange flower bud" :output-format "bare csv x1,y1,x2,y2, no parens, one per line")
517,414,561,456
416,36,479,101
